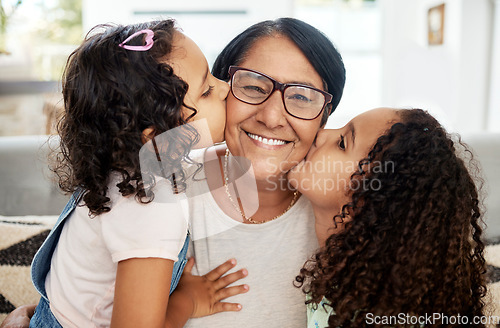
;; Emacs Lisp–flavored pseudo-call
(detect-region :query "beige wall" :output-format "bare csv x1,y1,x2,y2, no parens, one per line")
380,0,495,133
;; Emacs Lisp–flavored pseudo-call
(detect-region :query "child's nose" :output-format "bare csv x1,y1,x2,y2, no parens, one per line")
315,129,335,147
217,79,230,100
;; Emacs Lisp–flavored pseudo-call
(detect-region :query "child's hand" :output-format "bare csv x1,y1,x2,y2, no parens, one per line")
174,257,249,318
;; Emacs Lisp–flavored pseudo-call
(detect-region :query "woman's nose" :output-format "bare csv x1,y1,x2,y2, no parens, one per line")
254,92,287,129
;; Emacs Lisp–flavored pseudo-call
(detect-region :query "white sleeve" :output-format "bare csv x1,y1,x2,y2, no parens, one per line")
100,183,188,263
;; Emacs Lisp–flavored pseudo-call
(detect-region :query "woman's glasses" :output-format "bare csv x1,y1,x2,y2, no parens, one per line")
228,66,333,120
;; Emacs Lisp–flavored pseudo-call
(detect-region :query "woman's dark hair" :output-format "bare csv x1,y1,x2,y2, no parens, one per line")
296,109,487,327
53,19,199,216
211,17,345,125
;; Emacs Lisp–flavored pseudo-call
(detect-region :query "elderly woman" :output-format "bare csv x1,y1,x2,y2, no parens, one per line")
183,18,345,327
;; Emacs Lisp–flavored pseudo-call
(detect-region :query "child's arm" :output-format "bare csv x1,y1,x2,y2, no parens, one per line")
111,257,174,328
110,257,248,328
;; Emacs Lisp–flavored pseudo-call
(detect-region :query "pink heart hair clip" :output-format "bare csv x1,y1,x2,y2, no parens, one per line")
119,29,154,51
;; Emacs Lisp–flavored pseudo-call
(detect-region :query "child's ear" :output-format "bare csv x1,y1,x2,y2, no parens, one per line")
141,126,156,144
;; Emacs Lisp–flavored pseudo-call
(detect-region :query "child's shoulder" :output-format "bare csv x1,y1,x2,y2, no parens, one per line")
102,173,186,219
103,173,137,208
187,147,207,163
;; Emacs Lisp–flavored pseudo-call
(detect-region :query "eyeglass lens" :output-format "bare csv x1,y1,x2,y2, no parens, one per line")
231,69,327,120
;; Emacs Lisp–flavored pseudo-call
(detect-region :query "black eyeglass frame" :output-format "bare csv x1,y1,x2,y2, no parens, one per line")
228,66,333,120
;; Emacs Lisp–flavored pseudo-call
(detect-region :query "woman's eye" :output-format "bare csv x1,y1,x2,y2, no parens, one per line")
242,85,267,94
338,134,345,150
287,93,311,103
202,85,214,98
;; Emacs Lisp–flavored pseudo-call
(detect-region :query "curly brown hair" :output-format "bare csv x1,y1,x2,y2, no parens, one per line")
52,19,199,216
296,109,487,327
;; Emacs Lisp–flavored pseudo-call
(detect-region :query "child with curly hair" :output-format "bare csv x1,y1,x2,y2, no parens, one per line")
29,19,248,328
290,108,487,328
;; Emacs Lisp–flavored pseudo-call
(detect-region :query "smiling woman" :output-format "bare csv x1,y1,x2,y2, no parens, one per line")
223,35,327,183
183,17,346,328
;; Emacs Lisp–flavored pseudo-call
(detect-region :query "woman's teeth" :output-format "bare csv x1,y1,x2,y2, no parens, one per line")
247,132,287,146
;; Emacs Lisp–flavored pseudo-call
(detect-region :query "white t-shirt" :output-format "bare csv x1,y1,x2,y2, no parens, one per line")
184,150,319,328
45,176,189,328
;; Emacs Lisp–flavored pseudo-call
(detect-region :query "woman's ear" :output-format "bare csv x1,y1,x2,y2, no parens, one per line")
141,126,156,144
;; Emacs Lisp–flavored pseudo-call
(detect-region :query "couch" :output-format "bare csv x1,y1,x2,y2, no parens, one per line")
0,134,499,323
0,135,68,216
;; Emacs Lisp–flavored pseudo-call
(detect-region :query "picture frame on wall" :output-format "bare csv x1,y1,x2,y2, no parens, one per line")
428,3,445,45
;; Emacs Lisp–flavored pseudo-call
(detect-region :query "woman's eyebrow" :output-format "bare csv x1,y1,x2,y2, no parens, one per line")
288,80,317,88
348,122,356,147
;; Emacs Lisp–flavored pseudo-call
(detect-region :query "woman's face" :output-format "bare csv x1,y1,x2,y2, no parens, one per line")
225,35,325,183
288,108,399,211
168,32,229,144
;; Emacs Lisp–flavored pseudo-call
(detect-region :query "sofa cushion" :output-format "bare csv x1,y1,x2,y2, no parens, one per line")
0,135,68,216
462,133,500,241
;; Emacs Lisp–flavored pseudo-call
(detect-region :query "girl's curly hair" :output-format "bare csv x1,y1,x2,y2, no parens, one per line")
52,19,199,216
296,108,487,327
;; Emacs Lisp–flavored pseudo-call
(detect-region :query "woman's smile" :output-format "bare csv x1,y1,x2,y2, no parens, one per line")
245,131,289,147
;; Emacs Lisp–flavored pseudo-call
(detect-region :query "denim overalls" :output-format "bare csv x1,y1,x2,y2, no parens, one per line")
29,189,190,327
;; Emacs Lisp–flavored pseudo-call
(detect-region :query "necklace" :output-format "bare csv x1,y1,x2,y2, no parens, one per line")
223,148,299,224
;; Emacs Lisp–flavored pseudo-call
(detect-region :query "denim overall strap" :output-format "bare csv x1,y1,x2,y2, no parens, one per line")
170,232,190,294
31,188,85,302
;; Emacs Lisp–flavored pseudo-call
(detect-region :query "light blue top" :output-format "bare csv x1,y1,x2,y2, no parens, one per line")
307,296,426,328
307,296,334,328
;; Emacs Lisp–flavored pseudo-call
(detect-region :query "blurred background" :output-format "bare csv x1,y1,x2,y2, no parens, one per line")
0,0,498,135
